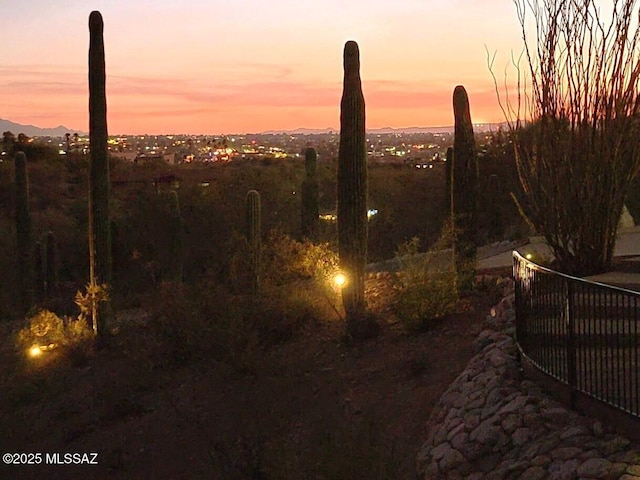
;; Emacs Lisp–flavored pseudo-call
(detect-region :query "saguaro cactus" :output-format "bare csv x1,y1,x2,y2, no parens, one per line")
167,190,184,282
338,40,370,334
45,231,57,296
301,147,319,239
89,10,112,335
451,85,478,293
246,190,261,298
15,151,33,314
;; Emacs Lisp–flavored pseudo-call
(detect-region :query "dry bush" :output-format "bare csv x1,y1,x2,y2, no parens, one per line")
392,237,458,333
15,309,94,363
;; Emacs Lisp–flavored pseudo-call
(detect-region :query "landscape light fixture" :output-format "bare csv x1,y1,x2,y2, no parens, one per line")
28,346,42,358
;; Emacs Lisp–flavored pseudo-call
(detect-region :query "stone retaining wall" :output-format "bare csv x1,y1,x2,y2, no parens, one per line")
417,278,640,480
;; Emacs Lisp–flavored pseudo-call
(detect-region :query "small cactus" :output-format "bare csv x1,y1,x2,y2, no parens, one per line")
301,147,319,239
246,190,261,298
15,151,33,313
451,85,479,293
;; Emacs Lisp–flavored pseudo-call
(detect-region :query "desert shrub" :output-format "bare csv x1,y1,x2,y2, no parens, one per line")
74,283,109,327
226,227,341,313
147,281,260,369
260,230,343,327
261,228,338,287
148,280,313,371
15,309,93,359
251,283,332,346
150,232,341,370
392,237,457,333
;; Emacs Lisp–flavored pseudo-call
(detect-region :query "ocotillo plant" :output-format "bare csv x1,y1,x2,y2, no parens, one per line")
338,40,371,335
167,190,184,282
89,10,112,335
246,190,261,298
301,147,319,239
15,151,33,314
45,231,57,296
452,85,478,293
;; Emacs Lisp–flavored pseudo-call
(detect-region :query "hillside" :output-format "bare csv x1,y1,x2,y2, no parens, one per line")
0,118,84,137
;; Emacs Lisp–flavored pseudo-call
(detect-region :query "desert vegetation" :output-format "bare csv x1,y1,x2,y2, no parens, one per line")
493,0,640,276
9,4,633,475
0,114,524,480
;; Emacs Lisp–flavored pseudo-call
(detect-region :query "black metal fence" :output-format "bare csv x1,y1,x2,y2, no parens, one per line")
513,251,640,419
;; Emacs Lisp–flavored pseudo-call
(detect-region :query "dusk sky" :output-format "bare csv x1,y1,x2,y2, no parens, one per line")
1,0,527,135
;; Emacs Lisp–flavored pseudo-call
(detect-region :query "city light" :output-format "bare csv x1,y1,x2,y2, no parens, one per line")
333,273,347,287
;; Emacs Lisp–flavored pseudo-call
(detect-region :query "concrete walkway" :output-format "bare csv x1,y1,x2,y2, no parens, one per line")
478,226,640,289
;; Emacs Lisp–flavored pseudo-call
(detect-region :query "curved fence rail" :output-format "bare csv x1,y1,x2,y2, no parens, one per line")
513,251,640,419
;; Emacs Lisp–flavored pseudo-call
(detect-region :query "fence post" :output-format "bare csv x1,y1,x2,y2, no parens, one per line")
513,254,524,349
566,280,577,409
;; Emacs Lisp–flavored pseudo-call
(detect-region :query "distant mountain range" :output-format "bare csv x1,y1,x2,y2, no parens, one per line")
0,117,507,137
0,118,84,137
260,123,508,135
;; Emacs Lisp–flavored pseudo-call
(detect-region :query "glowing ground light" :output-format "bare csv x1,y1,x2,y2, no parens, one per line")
333,273,347,287
28,346,42,358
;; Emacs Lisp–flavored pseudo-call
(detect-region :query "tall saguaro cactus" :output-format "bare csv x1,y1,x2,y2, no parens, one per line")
451,85,478,293
15,151,33,314
246,190,262,298
89,10,112,335
301,147,319,239
338,40,370,334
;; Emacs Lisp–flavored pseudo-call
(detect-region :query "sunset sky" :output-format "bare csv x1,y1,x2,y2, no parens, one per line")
1,0,527,135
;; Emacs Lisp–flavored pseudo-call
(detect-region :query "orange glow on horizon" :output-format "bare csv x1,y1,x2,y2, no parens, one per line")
0,1,524,135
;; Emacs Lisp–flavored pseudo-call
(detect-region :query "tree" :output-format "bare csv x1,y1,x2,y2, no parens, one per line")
17,133,30,147
2,131,15,153
494,0,640,275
